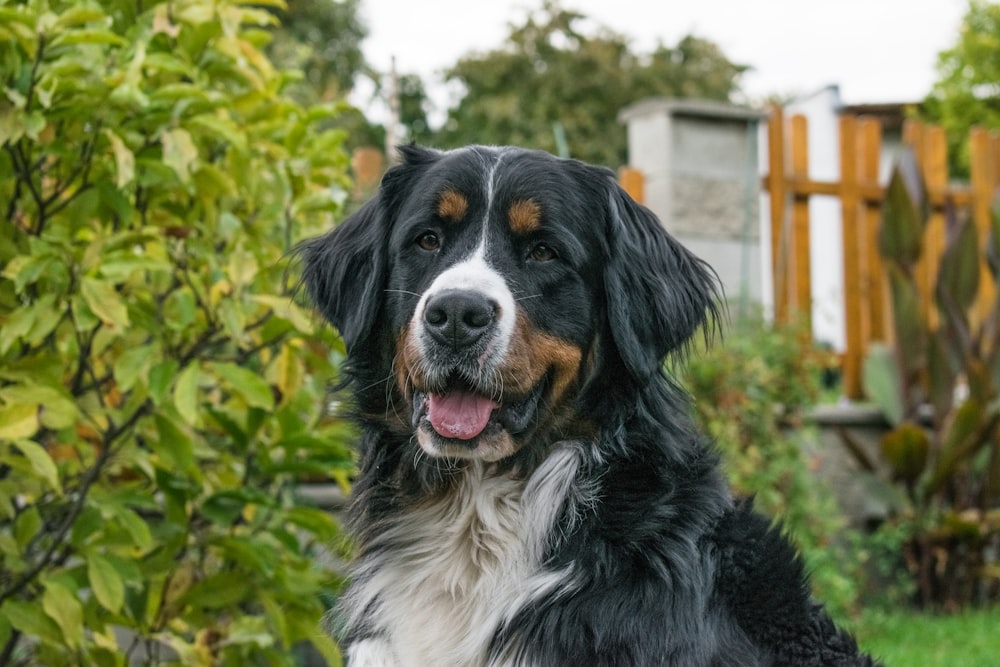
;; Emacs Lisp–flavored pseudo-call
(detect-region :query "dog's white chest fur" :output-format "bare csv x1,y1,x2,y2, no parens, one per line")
342,446,585,667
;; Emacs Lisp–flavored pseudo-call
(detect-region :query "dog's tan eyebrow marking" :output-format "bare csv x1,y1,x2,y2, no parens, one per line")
436,189,468,223
508,199,542,234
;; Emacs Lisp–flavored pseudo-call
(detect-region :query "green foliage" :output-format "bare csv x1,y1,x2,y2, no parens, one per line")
434,0,747,167
266,0,368,102
922,0,1000,176
683,310,861,620
0,0,354,663
861,148,1000,608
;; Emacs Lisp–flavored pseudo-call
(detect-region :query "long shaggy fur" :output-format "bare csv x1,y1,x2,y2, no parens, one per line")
299,145,879,666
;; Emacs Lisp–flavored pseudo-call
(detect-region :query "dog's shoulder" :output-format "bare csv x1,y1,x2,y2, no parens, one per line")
712,500,879,666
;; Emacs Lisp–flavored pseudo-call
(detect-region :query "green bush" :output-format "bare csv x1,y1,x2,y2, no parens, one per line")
683,310,861,619
0,0,353,664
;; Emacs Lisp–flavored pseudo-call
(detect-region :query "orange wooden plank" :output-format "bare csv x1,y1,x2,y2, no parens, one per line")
790,114,812,327
618,167,645,204
859,117,888,344
924,125,948,332
970,127,998,330
767,107,789,324
840,115,864,399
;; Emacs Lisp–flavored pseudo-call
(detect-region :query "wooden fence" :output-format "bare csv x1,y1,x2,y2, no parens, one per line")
763,107,1000,399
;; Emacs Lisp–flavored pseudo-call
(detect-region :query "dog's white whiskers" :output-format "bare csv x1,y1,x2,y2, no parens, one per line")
385,289,423,298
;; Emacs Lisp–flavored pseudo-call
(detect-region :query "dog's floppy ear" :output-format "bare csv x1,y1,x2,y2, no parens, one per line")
298,146,436,351
298,196,388,351
602,180,721,383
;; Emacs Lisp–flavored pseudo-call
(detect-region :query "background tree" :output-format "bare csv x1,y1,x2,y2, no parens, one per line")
0,0,353,663
433,1,747,166
267,0,369,101
922,0,1000,176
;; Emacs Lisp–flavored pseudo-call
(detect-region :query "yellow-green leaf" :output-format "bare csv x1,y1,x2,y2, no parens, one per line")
88,553,125,613
104,129,135,188
212,362,274,411
114,345,153,393
2,600,62,646
174,363,200,425
0,404,39,440
41,579,84,649
162,127,198,183
12,439,62,494
80,277,130,327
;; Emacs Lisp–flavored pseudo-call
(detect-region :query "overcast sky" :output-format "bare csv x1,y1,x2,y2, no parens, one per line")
355,0,969,122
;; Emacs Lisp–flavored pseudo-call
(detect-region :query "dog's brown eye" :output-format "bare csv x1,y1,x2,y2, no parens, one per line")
417,232,440,251
530,243,557,262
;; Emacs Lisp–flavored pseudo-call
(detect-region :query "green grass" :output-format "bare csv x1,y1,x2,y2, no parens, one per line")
849,607,1000,666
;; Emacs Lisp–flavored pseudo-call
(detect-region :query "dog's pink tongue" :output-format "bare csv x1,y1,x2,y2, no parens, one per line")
427,390,497,440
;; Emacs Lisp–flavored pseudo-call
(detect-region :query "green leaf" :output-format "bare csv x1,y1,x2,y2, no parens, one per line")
163,288,197,331
936,211,979,313
886,266,926,383
153,414,196,474
862,343,905,426
51,28,128,47
1,384,79,430
0,304,36,354
926,399,987,497
42,579,84,649
81,277,130,328
174,363,200,425
13,506,41,549
285,505,340,543
149,358,180,406
161,127,198,183
114,345,154,393
104,129,135,188
927,330,957,423
880,149,926,268
179,572,249,609
88,552,126,613
212,362,274,410
2,600,62,646
11,439,61,493
111,505,154,554
0,404,39,440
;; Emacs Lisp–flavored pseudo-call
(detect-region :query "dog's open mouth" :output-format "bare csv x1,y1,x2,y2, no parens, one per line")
411,374,546,450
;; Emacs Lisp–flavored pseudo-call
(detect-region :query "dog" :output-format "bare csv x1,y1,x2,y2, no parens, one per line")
299,145,879,666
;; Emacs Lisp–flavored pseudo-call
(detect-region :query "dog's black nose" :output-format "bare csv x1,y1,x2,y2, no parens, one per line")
423,289,497,348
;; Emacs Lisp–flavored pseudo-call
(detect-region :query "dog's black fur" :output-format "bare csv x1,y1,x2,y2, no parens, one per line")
300,145,879,666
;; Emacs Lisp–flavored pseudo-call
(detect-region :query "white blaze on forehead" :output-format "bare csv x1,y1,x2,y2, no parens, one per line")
413,150,516,355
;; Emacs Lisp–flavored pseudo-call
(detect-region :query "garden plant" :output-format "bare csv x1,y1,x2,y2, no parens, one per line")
0,0,354,663
862,148,1000,609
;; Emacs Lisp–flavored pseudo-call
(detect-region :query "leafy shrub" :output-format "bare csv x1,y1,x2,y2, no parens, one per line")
683,310,861,619
0,0,353,663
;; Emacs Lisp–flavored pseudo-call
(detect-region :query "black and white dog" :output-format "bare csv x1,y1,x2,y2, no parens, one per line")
300,145,878,666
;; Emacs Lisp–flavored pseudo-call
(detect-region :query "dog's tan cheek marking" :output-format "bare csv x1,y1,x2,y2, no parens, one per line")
395,325,419,398
505,311,583,406
437,189,468,223
508,199,541,235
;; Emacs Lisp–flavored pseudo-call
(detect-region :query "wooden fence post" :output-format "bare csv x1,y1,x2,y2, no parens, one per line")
858,117,888,345
790,114,812,328
767,107,789,324
970,127,999,331
618,166,645,205
839,115,864,399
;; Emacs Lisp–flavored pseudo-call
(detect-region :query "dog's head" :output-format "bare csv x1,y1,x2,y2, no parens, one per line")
300,145,719,462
